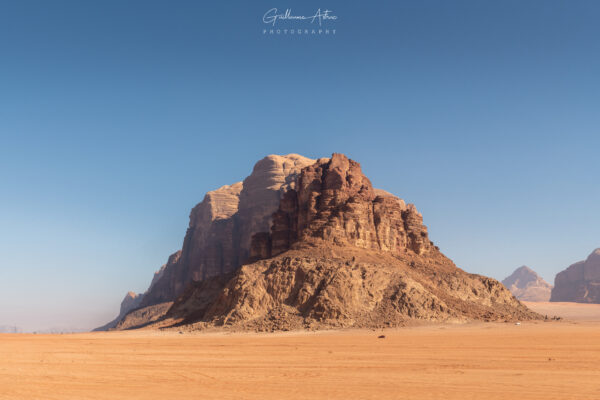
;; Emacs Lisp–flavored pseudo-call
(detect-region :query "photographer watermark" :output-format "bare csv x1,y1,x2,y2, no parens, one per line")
262,8,337,36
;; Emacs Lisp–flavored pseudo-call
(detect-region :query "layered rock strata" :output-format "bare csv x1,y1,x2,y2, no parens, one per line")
250,154,433,260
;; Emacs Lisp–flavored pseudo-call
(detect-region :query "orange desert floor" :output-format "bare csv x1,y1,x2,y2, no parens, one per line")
2,303,600,400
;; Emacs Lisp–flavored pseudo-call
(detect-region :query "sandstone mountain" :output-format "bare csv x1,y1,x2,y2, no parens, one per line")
111,153,538,332
551,249,600,303
96,154,315,330
502,266,552,302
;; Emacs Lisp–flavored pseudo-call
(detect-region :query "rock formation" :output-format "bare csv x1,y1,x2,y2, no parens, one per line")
93,291,143,331
502,266,552,302
96,154,315,330
551,249,600,303
251,154,433,260
114,153,539,332
139,154,315,307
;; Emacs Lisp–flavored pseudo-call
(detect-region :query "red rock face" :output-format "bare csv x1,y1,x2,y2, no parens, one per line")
252,153,434,259
551,249,600,303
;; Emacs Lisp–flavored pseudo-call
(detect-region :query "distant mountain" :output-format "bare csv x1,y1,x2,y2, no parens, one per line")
502,266,552,302
551,249,600,303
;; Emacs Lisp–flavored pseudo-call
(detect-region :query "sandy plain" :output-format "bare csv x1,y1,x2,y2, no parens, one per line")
2,303,600,400
523,301,600,321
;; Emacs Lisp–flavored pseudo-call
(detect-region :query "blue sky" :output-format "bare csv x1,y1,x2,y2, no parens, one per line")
1,0,599,331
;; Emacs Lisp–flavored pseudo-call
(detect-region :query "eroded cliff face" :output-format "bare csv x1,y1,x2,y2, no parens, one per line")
138,250,183,307
551,249,600,303
97,155,315,330
502,266,552,302
138,154,315,308
250,153,433,260
237,154,317,265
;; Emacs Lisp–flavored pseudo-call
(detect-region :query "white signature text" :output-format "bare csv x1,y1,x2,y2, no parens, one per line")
263,8,338,26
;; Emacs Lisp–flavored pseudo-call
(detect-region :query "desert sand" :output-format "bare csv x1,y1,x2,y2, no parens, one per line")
3,308,600,400
524,301,600,321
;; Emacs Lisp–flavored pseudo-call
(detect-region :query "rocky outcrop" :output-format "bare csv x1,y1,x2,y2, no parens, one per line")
251,153,434,259
98,155,315,330
94,253,180,331
551,249,600,303
148,262,168,292
120,153,539,332
138,183,242,308
237,154,317,254
138,154,315,308
121,291,143,314
93,291,143,331
164,248,537,332
502,266,552,302
114,302,174,330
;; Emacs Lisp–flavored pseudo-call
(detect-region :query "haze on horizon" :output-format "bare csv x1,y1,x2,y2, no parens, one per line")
1,0,599,332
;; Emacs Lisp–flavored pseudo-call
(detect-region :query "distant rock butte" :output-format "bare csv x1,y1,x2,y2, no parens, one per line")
551,249,600,303
502,266,552,302
110,153,539,332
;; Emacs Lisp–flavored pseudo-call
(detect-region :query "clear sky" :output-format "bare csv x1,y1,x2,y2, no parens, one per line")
1,0,599,331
